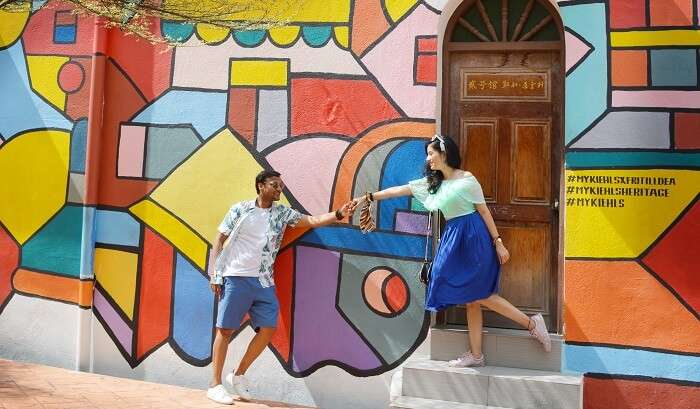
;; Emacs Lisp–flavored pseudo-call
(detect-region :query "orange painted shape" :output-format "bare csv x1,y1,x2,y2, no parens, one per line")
611,50,648,87
583,376,700,409
564,260,700,354
331,121,436,213
649,0,693,26
0,226,19,308
351,0,392,56
13,269,93,308
136,228,174,360
271,247,294,362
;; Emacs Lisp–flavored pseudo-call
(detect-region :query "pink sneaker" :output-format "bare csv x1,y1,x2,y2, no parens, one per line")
448,351,485,367
529,313,551,352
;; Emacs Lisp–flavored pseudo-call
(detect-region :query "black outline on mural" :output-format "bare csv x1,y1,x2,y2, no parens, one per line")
584,372,700,387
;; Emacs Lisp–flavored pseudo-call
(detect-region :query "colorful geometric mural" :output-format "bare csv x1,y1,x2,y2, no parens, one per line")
0,0,438,378
561,0,700,405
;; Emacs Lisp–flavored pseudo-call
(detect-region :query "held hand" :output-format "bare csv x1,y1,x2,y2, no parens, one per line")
210,283,221,296
495,242,510,265
340,201,357,218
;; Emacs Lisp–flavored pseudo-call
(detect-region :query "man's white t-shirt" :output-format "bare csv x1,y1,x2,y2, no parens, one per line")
219,207,270,277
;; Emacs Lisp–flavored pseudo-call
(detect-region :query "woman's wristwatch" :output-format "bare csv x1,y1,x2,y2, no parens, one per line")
493,236,503,245
335,209,344,220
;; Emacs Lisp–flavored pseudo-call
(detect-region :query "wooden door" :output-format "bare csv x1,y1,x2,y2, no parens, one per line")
443,49,562,329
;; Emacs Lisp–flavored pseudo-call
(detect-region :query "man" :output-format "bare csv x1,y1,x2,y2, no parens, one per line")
207,170,355,404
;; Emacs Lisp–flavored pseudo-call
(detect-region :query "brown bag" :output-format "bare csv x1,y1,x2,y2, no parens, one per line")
359,198,376,233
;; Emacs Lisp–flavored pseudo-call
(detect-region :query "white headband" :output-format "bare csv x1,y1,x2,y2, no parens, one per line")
431,134,446,152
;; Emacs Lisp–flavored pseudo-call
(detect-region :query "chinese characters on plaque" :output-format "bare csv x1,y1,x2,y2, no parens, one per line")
461,71,550,101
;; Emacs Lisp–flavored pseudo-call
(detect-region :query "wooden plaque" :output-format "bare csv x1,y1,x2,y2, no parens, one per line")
461,69,550,101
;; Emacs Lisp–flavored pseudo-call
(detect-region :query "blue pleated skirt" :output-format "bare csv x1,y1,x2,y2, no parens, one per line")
425,212,500,312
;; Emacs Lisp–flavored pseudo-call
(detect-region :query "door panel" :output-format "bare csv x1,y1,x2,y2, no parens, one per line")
460,120,499,202
444,50,561,329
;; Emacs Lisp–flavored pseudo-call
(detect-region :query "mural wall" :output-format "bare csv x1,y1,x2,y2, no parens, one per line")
1,0,699,408
560,0,700,407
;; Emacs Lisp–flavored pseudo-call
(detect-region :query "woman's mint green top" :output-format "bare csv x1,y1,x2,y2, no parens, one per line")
408,175,486,220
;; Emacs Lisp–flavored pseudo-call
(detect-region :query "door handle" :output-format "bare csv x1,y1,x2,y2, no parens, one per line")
552,200,559,211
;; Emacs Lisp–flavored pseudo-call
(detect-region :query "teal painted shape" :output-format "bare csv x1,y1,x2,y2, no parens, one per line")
70,119,88,173
145,126,201,179
411,197,427,212
651,49,698,87
566,152,700,169
161,21,194,43
301,26,332,47
232,30,267,47
561,4,608,145
564,344,700,383
21,205,84,278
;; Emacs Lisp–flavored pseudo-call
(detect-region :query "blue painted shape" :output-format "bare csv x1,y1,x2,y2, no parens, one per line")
232,30,267,47
0,42,71,139
32,0,47,11
79,206,96,280
161,21,194,43
95,210,141,247
561,4,608,145
54,25,76,44
132,89,226,139
651,49,698,87
378,140,428,230
564,344,700,383
299,225,429,260
21,205,84,277
301,26,332,47
566,152,700,169
70,119,88,173
172,253,214,362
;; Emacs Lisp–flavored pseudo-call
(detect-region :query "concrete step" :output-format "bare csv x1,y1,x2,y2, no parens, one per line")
390,396,509,409
430,327,563,372
402,360,581,409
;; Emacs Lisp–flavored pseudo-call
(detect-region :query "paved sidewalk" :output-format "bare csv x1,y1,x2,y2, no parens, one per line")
0,359,310,409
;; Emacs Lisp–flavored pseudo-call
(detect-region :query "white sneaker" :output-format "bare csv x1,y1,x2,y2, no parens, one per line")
226,373,253,402
529,313,552,352
448,351,485,367
207,384,234,405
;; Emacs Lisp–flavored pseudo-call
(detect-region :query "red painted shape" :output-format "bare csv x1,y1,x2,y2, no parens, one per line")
583,376,700,409
65,57,92,120
0,226,19,309
385,274,408,313
22,2,97,55
417,37,437,53
271,247,294,362
136,228,174,360
415,54,437,85
227,88,257,145
609,0,647,29
106,19,172,101
643,200,700,314
675,113,700,149
86,58,157,206
291,78,401,138
58,61,84,93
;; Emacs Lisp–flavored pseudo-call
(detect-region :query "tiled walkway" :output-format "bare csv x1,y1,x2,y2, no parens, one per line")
0,359,310,409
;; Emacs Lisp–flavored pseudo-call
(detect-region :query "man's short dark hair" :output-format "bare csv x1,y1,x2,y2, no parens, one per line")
255,170,281,193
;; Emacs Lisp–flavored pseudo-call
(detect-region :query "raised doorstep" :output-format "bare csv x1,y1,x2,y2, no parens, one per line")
430,327,563,372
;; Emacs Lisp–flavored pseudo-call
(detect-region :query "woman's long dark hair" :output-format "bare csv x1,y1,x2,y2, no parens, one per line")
425,135,462,194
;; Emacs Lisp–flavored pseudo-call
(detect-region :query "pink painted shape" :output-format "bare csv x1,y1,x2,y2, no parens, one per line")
565,30,592,72
266,137,350,215
363,269,393,314
362,4,439,119
612,90,700,109
117,125,146,177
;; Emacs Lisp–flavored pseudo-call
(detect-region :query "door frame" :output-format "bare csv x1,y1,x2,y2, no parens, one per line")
435,0,566,333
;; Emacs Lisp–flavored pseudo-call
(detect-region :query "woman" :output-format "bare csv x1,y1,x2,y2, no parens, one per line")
353,134,551,367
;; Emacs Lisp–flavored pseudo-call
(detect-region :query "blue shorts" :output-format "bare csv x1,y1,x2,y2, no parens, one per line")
216,276,279,330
